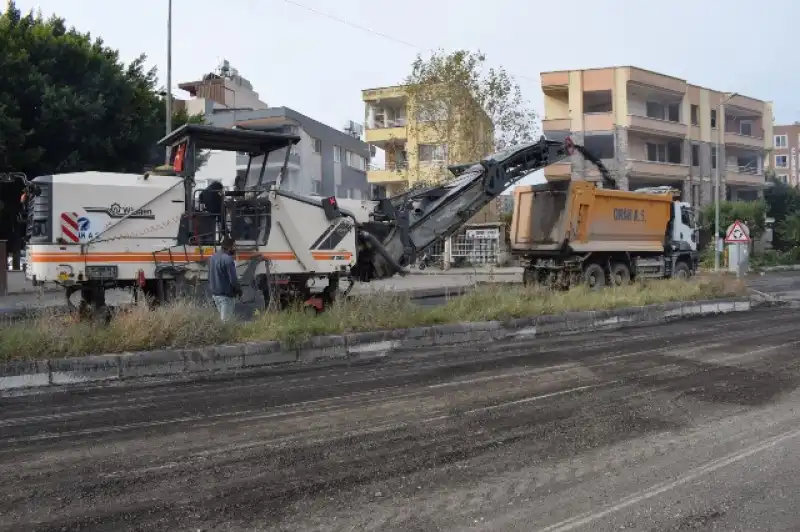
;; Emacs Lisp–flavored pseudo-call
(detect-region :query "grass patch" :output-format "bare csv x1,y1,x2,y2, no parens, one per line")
0,277,747,362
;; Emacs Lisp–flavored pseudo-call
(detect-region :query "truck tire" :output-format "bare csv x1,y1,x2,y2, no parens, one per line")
610,263,631,286
673,261,691,280
583,263,606,290
523,267,549,287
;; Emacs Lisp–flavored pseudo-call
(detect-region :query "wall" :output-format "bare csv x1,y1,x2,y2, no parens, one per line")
195,150,237,189
543,92,568,119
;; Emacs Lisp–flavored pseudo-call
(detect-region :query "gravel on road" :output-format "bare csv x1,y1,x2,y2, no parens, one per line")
2,307,800,531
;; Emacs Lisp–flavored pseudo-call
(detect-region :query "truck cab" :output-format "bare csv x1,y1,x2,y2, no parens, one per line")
671,200,698,253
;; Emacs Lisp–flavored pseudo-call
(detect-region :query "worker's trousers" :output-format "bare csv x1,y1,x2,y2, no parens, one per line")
212,295,236,322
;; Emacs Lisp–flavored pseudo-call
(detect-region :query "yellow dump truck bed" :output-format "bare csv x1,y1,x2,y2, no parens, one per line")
510,181,673,254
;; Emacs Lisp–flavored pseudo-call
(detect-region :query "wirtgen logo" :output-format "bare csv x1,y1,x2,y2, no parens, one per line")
84,203,155,220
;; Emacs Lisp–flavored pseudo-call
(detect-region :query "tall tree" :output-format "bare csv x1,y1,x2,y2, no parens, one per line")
404,49,539,166
0,2,202,263
763,173,800,250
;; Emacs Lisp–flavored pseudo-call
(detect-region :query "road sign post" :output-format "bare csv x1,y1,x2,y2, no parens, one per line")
724,220,751,279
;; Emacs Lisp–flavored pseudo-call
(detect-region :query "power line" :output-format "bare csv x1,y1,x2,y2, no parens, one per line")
281,0,419,50
279,0,540,85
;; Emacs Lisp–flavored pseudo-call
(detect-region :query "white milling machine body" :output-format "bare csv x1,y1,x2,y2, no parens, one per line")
20,125,608,314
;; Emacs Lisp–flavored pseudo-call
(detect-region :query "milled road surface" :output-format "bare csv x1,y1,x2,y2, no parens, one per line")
3,307,800,531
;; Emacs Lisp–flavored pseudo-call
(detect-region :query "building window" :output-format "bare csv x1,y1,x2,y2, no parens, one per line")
312,137,322,154
776,154,788,168
418,144,448,163
646,140,682,164
583,134,615,159
691,144,700,167
778,174,789,183
582,90,612,113
740,120,753,137
333,146,342,163
711,147,717,169
775,135,788,148
312,180,322,195
289,144,298,156
710,110,717,129
690,105,699,126
645,101,679,122
346,150,366,171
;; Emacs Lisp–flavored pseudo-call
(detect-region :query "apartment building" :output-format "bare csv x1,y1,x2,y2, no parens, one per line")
361,84,493,198
769,124,800,186
177,59,268,116
176,65,370,198
541,67,773,206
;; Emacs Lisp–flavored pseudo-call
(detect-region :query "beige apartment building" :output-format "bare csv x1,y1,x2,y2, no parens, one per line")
769,124,800,186
541,67,773,206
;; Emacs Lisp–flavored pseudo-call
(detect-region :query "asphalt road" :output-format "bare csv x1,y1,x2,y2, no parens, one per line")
2,307,800,531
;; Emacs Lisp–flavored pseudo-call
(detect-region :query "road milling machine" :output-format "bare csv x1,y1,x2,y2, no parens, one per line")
19,124,611,317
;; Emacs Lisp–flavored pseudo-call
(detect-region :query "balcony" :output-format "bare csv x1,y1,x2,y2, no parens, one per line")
365,122,407,145
726,164,764,186
367,162,408,185
542,118,571,132
723,131,765,150
628,67,687,95
583,113,614,131
541,71,569,90
629,115,686,138
362,85,407,102
726,94,764,115
628,160,690,180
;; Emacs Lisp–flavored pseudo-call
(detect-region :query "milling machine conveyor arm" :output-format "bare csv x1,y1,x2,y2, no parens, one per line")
390,136,613,263
354,136,613,281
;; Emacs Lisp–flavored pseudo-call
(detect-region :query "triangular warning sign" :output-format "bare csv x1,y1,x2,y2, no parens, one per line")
725,220,750,243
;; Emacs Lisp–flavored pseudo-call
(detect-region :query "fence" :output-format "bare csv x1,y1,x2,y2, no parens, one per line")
419,224,505,268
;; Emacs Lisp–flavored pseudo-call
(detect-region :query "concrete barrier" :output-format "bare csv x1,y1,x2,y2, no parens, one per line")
0,297,760,391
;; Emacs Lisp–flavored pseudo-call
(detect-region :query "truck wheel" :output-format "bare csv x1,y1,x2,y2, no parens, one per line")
583,263,606,290
673,261,691,280
523,268,536,286
610,263,631,286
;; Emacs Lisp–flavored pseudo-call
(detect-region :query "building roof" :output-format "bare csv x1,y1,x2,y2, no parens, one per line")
157,123,300,155
540,66,768,104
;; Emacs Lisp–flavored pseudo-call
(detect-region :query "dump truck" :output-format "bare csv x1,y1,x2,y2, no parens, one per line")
510,181,698,289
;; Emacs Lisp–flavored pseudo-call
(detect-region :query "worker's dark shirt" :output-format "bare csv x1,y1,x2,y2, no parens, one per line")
208,250,239,297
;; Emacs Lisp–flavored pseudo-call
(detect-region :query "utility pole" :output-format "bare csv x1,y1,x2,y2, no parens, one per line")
165,0,173,164
714,92,738,271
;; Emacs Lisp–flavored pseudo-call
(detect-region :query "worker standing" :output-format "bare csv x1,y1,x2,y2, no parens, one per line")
208,237,242,321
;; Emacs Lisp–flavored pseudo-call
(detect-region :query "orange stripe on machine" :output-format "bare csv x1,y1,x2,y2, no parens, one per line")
29,251,353,263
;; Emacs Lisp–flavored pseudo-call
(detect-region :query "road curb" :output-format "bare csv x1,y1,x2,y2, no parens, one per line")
0,297,760,391
757,264,800,272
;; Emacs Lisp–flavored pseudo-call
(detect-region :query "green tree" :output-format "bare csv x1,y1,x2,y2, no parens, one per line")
699,200,766,241
763,174,800,250
778,213,800,245
0,2,203,264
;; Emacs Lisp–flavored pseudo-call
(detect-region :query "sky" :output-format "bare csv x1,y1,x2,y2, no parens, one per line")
12,0,800,187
